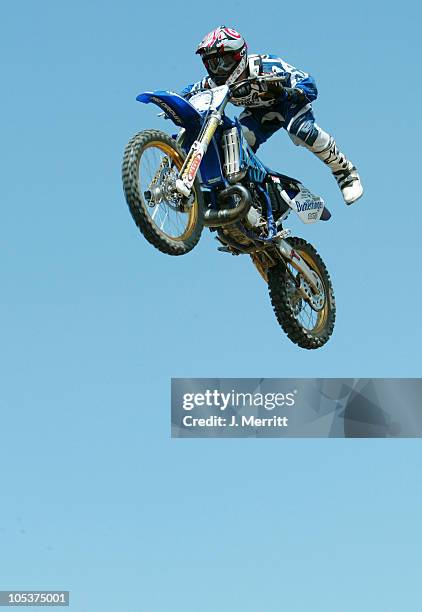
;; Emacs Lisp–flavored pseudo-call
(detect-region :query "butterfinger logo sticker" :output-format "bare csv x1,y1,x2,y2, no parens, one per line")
187,152,203,183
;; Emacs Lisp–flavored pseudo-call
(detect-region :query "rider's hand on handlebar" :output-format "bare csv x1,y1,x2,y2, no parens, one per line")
231,77,279,100
258,82,307,105
231,81,254,99
257,79,285,100
230,77,307,105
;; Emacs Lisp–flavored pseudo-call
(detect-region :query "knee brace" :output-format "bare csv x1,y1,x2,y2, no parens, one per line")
288,116,320,147
287,113,330,152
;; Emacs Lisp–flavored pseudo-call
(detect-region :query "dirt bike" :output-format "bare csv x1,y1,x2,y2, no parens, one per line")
122,77,336,349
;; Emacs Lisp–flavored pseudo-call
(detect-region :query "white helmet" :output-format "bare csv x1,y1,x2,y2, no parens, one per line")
196,26,248,86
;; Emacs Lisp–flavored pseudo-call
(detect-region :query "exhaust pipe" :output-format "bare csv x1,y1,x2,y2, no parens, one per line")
203,184,252,228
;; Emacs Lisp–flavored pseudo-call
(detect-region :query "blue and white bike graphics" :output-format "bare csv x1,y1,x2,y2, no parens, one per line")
122,78,335,349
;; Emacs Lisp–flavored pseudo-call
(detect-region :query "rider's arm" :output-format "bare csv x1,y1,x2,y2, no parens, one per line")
180,77,211,99
291,75,318,103
261,55,318,104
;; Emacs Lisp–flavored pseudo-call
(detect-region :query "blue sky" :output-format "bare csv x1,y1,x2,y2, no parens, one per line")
1,1,421,610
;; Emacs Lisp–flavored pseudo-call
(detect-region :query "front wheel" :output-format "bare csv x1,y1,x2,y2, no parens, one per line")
267,237,336,349
122,129,204,255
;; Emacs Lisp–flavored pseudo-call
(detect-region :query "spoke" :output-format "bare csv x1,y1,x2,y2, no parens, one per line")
306,305,312,327
145,151,154,182
151,202,161,221
160,208,169,230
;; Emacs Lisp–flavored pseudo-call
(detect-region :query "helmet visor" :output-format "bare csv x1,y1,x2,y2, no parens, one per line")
204,51,239,77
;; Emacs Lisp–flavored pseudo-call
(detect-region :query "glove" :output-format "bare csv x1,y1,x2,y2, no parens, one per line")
283,87,307,104
257,80,287,101
265,80,286,98
231,82,253,99
232,79,271,99
259,82,307,105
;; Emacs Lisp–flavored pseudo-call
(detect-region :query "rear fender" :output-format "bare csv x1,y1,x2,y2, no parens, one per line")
278,182,331,224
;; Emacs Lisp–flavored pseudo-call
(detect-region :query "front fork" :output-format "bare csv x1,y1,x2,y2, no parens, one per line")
276,238,324,310
175,111,223,198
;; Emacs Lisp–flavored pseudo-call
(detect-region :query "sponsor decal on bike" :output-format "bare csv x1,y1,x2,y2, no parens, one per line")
296,200,324,212
150,97,182,125
187,151,203,183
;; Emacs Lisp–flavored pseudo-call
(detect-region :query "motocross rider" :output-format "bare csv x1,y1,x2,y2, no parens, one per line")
181,26,363,205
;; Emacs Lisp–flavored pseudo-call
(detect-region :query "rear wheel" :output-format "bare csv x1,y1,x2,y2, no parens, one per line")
122,129,204,255
267,237,335,349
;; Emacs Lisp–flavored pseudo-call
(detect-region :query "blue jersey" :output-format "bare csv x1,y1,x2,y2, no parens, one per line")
181,53,318,110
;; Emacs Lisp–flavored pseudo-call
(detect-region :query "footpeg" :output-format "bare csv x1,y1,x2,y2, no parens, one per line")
276,228,291,240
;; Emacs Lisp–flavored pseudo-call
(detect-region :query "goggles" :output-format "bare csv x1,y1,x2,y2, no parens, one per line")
203,50,241,76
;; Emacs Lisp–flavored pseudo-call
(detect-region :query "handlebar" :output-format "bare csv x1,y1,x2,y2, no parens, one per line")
229,75,288,99
229,75,286,91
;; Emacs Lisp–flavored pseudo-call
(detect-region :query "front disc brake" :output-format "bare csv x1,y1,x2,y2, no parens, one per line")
299,274,325,311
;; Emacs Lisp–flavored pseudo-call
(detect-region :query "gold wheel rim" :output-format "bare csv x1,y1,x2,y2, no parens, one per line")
141,141,198,241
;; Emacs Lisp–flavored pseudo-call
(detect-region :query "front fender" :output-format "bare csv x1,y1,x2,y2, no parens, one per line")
136,90,202,129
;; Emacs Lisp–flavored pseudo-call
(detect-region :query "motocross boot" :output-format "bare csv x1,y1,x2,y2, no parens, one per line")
313,137,363,205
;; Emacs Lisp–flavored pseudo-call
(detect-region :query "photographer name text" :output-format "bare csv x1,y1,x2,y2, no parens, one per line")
182,414,289,428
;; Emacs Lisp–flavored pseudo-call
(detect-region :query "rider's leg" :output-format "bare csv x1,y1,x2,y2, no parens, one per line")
287,107,363,205
239,107,285,151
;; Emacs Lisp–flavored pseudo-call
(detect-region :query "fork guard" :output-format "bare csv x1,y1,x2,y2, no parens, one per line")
277,238,320,293
203,184,252,228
